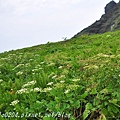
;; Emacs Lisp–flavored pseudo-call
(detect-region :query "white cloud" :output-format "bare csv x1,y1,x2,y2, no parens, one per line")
0,0,82,15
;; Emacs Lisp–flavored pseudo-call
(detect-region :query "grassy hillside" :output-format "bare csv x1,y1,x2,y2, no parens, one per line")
0,30,120,120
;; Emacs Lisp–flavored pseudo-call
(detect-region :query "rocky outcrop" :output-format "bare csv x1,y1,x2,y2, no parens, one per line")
74,1,120,37
105,1,117,13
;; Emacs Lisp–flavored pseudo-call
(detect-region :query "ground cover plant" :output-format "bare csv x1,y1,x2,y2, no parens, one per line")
0,30,120,120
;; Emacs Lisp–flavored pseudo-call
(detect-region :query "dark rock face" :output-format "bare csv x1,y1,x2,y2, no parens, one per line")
105,1,117,13
74,1,120,37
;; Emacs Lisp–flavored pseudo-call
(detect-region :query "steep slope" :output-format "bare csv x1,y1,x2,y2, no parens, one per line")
74,1,120,37
0,30,120,119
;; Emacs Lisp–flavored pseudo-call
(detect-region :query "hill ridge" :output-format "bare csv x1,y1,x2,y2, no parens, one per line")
74,1,120,37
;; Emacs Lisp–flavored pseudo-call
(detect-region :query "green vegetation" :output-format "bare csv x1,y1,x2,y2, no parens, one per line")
0,30,120,120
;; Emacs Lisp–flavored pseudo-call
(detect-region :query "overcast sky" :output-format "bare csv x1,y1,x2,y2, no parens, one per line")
0,0,119,53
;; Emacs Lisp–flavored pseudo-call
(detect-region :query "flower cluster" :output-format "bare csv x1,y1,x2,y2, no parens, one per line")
43,87,52,92
71,78,80,82
0,79,3,83
22,80,36,88
10,100,19,106
16,88,29,94
47,82,54,86
47,62,55,66
16,71,23,76
84,65,99,70
12,64,24,70
64,89,70,94
97,53,109,58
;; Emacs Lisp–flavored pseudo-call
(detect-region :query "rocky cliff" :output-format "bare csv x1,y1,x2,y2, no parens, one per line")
74,1,120,37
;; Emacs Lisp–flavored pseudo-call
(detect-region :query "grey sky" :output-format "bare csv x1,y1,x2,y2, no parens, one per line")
0,0,119,53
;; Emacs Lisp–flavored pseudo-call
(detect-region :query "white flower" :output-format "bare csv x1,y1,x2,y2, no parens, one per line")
103,55,109,57
33,88,41,92
0,79,3,83
40,62,45,64
48,63,55,66
39,68,43,70
35,54,39,57
32,68,42,71
93,65,99,69
47,82,54,85
64,89,70,94
72,79,80,82
67,85,79,89
104,60,109,63
110,55,115,58
8,54,16,56
48,72,55,78
36,65,41,67
52,75,57,79
84,65,99,70
117,54,120,58
12,64,24,70
16,71,23,76
22,80,36,88
19,53,23,55
43,87,52,92
32,69,38,72
56,75,66,81
58,66,63,69
97,53,109,58
25,63,30,66
1,58,7,60
119,74,120,77
10,100,19,106
47,88,52,91
16,88,28,94
60,80,65,83
54,83,63,88
29,59,33,61
60,75,66,78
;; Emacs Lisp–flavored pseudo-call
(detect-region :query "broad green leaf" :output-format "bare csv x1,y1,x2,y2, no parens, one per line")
108,104,119,113
109,99,117,104
91,88,97,94
83,109,90,120
117,93,120,101
72,100,80,108
101,108,108,116
100,88,108,94
93,98,100,106
80,92,88,99
86,103,92,110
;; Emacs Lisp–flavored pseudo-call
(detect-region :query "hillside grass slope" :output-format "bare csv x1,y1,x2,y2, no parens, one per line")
0,30,120,120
